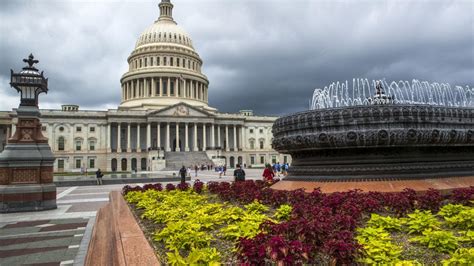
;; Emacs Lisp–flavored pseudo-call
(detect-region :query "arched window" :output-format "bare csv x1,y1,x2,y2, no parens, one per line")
58,137,65,151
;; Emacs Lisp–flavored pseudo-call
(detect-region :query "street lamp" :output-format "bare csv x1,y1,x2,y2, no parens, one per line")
10,54,48,107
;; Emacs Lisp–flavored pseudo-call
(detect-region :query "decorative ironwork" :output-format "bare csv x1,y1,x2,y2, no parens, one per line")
10,54,48,107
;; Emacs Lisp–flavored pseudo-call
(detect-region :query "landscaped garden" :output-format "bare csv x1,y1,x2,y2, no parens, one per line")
122,181,473,265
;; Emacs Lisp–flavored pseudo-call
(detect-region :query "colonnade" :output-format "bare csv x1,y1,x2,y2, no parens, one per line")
121,77,208,102
107,122,244,153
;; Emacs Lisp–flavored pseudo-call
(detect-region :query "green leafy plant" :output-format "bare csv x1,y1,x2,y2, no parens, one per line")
356,227,402,264
441,248,474,265
402,210,440,234
167,247,221,266
458,230,474,243
366,213,404,231
444,208,474,230
438,204,469,218
221,212,268,240
245,200,269,214
274,204,293,221
410,229,459,254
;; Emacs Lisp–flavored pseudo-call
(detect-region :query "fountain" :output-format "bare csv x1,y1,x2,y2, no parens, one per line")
272,79,474,181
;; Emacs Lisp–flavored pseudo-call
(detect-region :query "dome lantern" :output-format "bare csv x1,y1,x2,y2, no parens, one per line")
158,0,174,23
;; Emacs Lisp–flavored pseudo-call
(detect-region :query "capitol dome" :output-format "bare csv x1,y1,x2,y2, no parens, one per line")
119,0,213,112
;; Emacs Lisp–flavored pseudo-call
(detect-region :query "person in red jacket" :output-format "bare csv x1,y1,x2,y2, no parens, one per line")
262,164,275,182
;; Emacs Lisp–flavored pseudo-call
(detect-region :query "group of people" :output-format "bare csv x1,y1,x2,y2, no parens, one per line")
179,164,245,183
262,162,289,182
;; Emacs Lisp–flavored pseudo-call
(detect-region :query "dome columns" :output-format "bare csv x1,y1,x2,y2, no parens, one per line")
158,0,174,22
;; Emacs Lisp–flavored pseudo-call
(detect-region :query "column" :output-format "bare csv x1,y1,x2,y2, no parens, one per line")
217,125,221,148
193,123,198,151
225,125,229,151
233,125,237,151
165,122,170,151
146,123,151,150
156,123,161,149
167,77,171,97
152,77,156,96
183,79,187,98
159,77,163,96
6,126,10,139
144,78,148,97
185,123,189,151
117,123,121,152
136,124,141,151
202,123,207,151
240,126,245,150
211,124,215,148
107,124,111,152
175,123,180,152
176,77,180,97
127,123,131,152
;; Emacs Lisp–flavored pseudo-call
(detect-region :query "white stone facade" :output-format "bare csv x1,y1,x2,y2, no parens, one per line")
0,0,291,172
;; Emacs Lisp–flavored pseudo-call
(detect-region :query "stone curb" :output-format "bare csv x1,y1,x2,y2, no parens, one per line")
84,191,160,266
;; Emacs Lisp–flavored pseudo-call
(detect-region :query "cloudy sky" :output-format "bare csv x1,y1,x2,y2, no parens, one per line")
0,0,473,116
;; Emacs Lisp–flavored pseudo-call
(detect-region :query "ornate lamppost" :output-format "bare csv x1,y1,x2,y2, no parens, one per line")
0,54,56,212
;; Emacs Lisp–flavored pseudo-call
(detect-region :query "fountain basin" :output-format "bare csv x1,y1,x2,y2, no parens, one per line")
272,105,474,181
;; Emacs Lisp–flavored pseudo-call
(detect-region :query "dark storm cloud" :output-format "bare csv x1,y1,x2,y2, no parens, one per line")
1,0,473,115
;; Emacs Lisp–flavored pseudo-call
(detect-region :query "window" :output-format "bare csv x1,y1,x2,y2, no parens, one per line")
157,57,160,66
249,140,255,149
250,156,255,165
59,126,64,132
259,140,264,149
177,58,180,67
249,129,254,134
75,159,82,169
89,158,95,169
260,156,265,164
164,57,167,66
41,126,47,131
76,126,82,132
259,128,264,134
58,137,65,151
89,140,95,151
284,156,288,164
90,127,95,132
144,58,147,67
170,57,173,66
272,155,277,164
75,140,82,151
58,159,64,169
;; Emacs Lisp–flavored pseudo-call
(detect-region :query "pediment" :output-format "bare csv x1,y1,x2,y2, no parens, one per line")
148,103,212,118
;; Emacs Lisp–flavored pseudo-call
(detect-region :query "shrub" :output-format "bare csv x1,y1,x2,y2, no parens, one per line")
274,204,293,221
403,210,440,234
438,204,469,218
449,187,474,205
165,183,176,191
416,189,443,212
444,208,474,230
176,182,190,191
441,248,474,265
193,179,204,194
356,227,402,264
366,213,404,231
410,229,459,254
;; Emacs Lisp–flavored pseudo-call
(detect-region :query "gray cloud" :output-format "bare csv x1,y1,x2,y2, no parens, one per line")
1,0,473,116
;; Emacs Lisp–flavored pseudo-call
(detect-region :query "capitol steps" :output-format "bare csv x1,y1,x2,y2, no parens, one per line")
164,151,213,170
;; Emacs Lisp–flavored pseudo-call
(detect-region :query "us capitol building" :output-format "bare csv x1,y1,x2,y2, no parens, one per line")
0,0,291,173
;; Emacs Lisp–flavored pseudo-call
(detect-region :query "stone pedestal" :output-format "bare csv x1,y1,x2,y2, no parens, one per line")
0,107,56,213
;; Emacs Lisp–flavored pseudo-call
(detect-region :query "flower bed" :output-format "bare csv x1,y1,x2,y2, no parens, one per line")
123,181,474,265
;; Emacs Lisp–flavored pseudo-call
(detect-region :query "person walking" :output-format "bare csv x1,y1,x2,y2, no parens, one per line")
194,165,198,177
233,164,246,182
223,165,227,176
262,164,274,182
95,169,104,185
179,165,187,183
